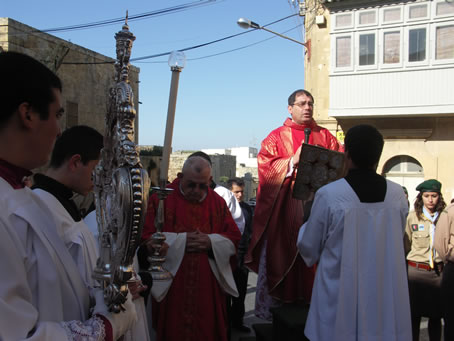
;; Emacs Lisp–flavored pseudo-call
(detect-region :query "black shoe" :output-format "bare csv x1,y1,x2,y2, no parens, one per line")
232,324,251,333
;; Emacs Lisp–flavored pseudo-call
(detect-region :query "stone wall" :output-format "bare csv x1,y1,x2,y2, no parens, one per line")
0,17,140,140
146,151,238,186
1,17,142,212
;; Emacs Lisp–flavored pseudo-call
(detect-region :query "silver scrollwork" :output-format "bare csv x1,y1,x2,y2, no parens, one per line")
92,16,150,313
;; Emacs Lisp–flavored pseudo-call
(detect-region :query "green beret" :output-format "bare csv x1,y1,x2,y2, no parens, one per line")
416,179,442,193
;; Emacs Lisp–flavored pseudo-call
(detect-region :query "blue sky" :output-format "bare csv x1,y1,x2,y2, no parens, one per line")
2,0,306,151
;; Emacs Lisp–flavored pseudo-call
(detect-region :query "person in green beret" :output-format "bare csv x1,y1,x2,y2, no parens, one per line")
404,179,447,341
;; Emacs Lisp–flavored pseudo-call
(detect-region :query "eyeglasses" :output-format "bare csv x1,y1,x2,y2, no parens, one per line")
292,101,314,108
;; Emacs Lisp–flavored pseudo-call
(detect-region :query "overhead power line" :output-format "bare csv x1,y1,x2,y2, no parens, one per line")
60,14,300,65
39,0,220,33
138,22,304,63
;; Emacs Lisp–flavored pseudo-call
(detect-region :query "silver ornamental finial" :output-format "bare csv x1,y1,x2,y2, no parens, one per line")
92,20,150,313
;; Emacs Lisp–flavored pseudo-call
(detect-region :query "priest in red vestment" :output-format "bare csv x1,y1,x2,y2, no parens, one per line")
245,89,343,320
142,156,241,341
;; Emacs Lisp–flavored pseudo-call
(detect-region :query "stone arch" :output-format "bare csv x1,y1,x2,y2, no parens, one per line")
382,155,424,208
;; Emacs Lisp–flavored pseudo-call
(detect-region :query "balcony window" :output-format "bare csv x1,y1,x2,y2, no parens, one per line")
359,11,376,26
409,4,428,20
436,2,454,16
384,31,401,64
359,33,375,65
335,13,352,29
336,36,352,67
383,8,401,23
409,28,426,62
436,25,454,60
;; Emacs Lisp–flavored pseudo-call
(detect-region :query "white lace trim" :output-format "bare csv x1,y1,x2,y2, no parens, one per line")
61,315,106,341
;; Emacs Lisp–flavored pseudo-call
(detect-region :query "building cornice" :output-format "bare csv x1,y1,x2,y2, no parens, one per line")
322,0,420,12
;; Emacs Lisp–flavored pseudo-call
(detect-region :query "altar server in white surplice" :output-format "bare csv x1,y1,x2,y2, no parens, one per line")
297,124,412,341
32,125,151,341
32,125,103,289
0,51,136,341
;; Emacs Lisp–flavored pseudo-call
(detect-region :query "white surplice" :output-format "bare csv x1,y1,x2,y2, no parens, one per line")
150,232,239,302
33,188,99,289
297,178,412,341
0,178,90,340
214,185,245,234
83,210,151,341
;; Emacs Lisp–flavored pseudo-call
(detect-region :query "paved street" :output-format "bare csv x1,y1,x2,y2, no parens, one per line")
231,272,267,341
231,272,441,341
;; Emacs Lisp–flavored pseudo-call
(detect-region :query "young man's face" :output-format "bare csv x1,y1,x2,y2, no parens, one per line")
73,158,100,196
231,184,244,202
33,88,64,168
288,93,314,125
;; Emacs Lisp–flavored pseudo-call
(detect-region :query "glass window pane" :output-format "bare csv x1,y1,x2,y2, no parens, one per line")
384,31,400,63
384,158,402,173
409,28,426,62
336,36,351,67
359,11,376,25
359,34,375,65
436,26,454,60
384,8,401,22
336,14,352,28
409,5,427,19
406,161,423,173
437,3,454,16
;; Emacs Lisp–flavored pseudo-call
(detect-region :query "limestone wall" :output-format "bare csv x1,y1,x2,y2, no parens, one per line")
0,17,140,140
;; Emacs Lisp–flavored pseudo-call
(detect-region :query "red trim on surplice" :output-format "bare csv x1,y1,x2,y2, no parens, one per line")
0,159,32,189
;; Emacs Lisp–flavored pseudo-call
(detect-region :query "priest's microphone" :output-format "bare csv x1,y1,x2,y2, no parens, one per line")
304,128,311,144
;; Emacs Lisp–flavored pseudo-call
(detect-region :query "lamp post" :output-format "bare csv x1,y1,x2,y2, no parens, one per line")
237,17,311,60
148,51,186,281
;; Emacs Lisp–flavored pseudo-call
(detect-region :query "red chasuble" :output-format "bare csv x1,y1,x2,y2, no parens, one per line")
245,118,343,302
142,178,241,341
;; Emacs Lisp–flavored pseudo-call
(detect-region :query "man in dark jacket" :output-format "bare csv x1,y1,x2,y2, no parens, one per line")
227,177,254,332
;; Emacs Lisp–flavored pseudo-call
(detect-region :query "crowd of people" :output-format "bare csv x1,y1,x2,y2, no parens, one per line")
1,51,454,341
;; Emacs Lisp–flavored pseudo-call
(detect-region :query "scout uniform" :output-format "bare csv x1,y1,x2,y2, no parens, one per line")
404,179,445,337
434,203,454,340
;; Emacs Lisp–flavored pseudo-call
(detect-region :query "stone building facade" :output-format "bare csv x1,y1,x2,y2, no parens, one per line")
0,17,140,139
167,151,236,186
139,148,252,198
202,147,259,200
1,17,141,212
303,0,454,204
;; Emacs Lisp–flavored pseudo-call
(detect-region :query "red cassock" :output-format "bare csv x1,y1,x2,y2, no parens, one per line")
245,118,343,303
142,178,241,341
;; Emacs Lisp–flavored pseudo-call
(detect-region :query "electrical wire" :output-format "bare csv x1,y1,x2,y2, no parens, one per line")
138,23,304,63
60,14,300,65
38,0,220,33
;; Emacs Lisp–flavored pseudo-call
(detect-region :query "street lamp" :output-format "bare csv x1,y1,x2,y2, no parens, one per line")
237,17,311,60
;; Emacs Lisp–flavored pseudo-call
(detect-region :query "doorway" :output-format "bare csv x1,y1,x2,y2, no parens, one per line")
382,155,424,209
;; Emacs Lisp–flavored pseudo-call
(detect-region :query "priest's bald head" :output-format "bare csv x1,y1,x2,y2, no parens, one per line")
178,156,212,202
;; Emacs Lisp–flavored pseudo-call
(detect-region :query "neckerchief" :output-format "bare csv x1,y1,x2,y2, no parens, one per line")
423,206,439,267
